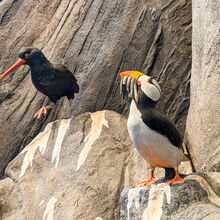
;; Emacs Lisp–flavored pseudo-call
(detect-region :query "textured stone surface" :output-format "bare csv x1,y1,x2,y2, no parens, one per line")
0,111,133,219
120,173,220,220
0,0,191,177
185,0,220,172
0,178,21,220
0,110,192,220
0,111,131,219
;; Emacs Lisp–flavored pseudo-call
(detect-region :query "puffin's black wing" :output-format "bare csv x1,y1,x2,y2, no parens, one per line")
141,109,182,148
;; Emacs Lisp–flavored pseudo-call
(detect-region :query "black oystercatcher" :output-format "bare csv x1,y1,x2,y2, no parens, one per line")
1,47,79,119
120,71,188,186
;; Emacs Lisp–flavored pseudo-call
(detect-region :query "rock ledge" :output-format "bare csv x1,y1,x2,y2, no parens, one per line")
120,173,220,220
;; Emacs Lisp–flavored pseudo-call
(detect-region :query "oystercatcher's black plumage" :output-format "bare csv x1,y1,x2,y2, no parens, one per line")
1,47,79,119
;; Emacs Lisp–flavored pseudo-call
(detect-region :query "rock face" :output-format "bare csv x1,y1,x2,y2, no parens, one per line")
0,110,192,220
120,173,220,220
185,0,220,172
0,111,141,220
0,0,191,177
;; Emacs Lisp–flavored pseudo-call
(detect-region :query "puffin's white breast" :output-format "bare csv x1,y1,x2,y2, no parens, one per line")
127,101,184,168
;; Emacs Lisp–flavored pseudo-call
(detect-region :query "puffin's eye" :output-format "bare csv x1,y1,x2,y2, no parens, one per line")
148,78,153,84
24,53,29,58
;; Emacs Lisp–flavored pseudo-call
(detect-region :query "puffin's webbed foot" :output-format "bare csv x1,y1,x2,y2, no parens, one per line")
165,170,184,185
134,178,157,188
134,170,157,188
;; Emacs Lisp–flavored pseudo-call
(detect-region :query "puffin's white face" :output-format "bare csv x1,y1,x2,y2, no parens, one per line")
119,71,161,103
138,75,161,101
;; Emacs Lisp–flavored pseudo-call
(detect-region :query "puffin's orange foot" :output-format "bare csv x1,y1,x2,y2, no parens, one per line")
34,107,47,119
165,176,184,185
134,178,157,188
165,170,184,185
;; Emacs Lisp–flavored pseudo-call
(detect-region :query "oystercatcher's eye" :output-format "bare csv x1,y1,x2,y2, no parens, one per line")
24,53,29,58
148,78,153,84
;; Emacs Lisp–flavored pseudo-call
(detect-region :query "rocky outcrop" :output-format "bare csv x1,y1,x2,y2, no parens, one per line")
120,173,220,220
185,0,220,172
0,110,192,220
0,0,191,177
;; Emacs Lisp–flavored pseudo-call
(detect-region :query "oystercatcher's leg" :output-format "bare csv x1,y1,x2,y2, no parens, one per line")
34,103,55,119
63,98,72,119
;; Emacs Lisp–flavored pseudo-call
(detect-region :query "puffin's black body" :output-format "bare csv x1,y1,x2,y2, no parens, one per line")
1,47,79,119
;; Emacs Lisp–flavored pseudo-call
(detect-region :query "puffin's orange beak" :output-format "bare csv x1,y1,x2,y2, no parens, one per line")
120,71,133,79
120,71,143,85
1,58,26,79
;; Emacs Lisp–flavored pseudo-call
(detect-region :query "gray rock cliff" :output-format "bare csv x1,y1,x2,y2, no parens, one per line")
0,0,191,177
0,0,219,219
185,0,220,171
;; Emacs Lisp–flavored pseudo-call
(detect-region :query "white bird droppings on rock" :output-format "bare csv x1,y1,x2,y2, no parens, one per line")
142,183,171,220
39,200,45,206
76,111,109,171
52,119,71,168
127,188,142,220
19,123,53,177
43,197,57,220
20,118,71,177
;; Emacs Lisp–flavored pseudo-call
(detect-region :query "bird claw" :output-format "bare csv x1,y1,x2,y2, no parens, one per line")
165,170,184,185
134,178,157,188
34,107,47,119
165,177,184,185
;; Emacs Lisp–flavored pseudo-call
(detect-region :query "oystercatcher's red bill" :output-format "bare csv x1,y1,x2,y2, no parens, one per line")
1,58,26,79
